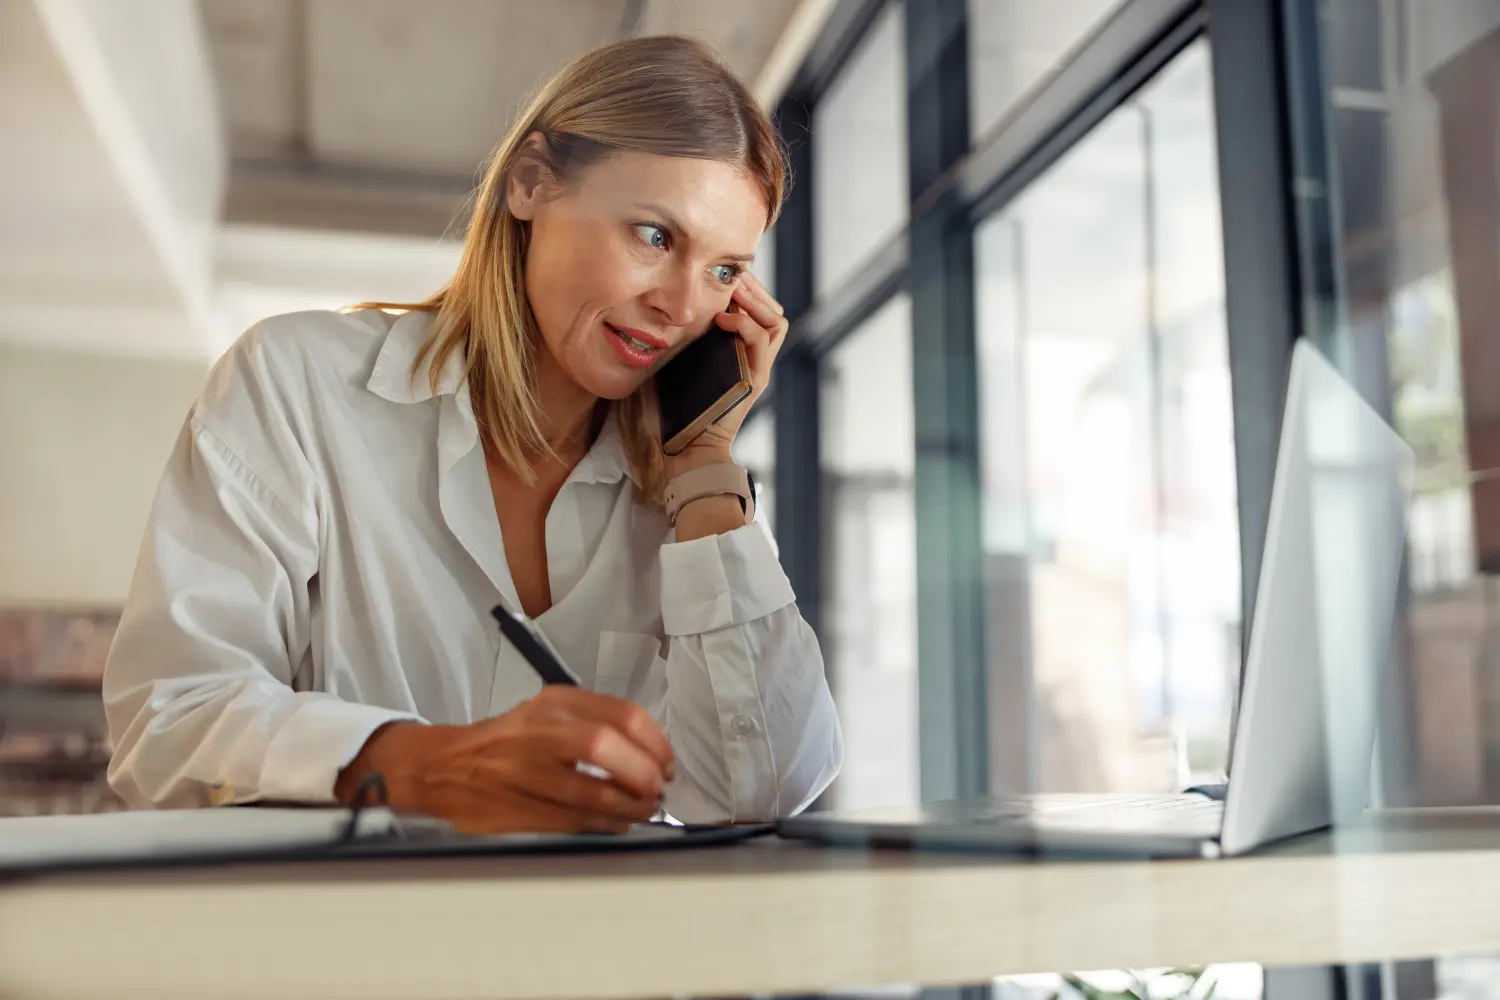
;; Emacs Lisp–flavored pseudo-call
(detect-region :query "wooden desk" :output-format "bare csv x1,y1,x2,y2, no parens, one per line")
2,811,1499,1000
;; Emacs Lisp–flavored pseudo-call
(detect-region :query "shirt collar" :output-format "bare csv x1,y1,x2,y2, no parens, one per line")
572,408,638,487
365,308,638,487
365,310,463,404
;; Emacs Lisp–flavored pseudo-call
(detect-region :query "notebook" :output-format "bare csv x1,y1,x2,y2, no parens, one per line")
0,806,772,877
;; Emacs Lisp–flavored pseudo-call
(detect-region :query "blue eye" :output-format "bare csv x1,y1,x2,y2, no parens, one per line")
634,224,668,249
712,264,739,284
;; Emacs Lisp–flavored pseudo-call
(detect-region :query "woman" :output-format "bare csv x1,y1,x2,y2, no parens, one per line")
103,35,842,832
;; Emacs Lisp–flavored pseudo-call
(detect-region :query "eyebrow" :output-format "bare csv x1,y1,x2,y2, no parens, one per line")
639,203,756,262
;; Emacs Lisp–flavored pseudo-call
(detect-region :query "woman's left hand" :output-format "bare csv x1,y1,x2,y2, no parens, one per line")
663,271,787,475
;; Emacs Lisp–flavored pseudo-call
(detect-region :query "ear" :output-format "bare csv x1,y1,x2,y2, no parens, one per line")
506,132,552,221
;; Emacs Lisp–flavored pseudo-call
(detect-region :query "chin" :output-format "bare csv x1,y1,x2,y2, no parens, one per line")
579,366,651,402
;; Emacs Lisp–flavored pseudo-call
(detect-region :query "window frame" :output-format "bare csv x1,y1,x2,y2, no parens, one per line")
775,0,1418,995
771,0,1304,804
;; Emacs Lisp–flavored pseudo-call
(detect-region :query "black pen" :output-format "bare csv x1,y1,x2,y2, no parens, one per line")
490,604,581,686
493,603,674,825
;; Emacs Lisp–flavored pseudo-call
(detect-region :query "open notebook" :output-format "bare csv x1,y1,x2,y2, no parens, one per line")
0,806,772,877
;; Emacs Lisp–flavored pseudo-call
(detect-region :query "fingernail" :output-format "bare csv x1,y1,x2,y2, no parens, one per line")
666,761,677,782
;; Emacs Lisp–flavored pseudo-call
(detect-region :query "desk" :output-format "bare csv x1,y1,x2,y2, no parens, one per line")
2,811,1499,1000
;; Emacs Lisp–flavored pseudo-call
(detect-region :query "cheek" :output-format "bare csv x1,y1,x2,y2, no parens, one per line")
584,239,658,308
527,227,650,332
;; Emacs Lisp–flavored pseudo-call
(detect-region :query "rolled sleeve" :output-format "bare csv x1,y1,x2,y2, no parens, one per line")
655,523,840,823
259,698,424,803
104,412,424,810
660,524,796,636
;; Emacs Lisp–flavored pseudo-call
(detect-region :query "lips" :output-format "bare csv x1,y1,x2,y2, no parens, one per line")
603,322,666,369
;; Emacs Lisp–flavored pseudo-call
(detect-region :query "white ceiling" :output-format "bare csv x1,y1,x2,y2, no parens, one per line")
204,0,624,172
203,0,801,167
202,0,805,235
0,0,823,362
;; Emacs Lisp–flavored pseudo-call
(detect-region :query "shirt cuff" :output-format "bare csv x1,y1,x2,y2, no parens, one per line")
258,697,424,803
660,524,797,636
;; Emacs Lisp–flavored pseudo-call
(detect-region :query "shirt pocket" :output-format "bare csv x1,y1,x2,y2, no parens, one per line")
595,630,666,706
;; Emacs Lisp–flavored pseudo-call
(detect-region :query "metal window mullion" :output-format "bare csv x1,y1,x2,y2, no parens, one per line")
905,0,987,803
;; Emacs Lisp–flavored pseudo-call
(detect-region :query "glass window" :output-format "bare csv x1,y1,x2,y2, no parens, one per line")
731,410,776,532
967,0,1128,141
812,1,908,301
975,40,1239,793
1287,0,1500,803
822,293,918,809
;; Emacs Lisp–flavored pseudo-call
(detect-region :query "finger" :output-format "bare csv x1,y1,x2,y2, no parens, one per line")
537,687,675,772
732,282,788,355
399,769,636,835
730,281,782,331
717,312,773,383
487,756,660,823
731,283,781,331
761,311,789,365
736,276,781,319
740,271,784,316
714,309,767,344
540,719,668,800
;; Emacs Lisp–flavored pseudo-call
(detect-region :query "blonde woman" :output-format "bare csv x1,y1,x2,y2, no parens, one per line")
103,36,842,831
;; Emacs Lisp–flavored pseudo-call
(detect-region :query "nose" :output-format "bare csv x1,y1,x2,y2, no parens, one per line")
642,261,699,330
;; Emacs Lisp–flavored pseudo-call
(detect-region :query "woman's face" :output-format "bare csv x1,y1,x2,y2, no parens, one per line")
508,145,769,401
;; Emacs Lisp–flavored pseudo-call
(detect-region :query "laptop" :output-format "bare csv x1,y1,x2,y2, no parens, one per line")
778,340,1415,859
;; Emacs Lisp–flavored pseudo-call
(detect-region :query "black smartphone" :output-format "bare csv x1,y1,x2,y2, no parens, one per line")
656,322,753,455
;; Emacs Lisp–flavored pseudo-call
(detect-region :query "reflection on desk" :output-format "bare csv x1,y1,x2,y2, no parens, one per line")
1,809,1499,1000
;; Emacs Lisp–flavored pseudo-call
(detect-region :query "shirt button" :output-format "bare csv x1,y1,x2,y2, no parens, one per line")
731,715,757,737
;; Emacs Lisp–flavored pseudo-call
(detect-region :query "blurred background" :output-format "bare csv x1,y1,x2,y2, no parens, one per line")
2,0,1499,849
8,1,1500,998
0,0,807,814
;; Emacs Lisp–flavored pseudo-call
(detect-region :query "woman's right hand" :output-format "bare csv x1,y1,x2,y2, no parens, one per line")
334,686,675,833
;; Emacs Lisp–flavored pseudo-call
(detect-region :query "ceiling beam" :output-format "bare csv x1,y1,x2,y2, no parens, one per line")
752,0,841,107
634,0,809,97
32,0,224,345
222,163,473,241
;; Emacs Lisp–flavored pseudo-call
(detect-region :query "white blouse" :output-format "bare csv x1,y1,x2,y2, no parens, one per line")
103,308,842,823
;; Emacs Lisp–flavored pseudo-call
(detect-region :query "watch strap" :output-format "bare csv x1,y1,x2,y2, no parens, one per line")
663,464,755,525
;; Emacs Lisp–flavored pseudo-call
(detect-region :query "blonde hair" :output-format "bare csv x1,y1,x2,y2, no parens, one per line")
363,35,785,502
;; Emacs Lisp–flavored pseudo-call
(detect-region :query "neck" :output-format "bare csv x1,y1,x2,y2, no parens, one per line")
531,341,599,456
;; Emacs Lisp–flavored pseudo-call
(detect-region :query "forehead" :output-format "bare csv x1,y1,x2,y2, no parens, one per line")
575,151,768,248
